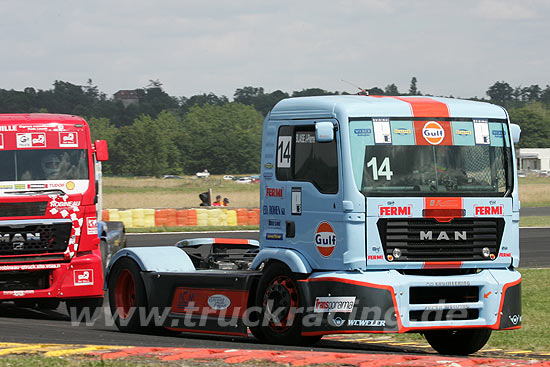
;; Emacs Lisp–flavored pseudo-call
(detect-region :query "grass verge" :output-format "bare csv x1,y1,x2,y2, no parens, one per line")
519,216,550,227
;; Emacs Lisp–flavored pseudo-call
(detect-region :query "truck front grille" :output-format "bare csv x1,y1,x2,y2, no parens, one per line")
0,202,48,217
0,270,50,291
377,218,504,262
0,222,72,255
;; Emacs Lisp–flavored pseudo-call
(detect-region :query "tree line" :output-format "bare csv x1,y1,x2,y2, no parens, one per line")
0,78,549,175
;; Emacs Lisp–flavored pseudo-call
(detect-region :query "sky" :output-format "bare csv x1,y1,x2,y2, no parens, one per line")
0,0,549,100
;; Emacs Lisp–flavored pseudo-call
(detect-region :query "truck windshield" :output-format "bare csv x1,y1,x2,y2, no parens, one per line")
0,149,88,181
349,119,513,196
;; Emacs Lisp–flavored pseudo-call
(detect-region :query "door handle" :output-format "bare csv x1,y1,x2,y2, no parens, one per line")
286,221,295,238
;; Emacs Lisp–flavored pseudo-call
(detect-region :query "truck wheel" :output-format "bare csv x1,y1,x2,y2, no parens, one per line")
252,262,321,346
108,257,147,333
66,297,104,321
424,329,492,355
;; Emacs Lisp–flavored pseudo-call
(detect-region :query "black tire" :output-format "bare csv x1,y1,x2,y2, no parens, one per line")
108,257,148,333
424,329,492,355
66,297,104,321
251,262,322,346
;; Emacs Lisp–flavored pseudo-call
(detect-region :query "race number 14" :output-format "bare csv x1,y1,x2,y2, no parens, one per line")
277,136,292,168
366,157,393,180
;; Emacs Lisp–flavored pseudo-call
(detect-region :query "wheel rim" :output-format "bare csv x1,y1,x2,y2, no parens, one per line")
263,275,299,333
114,269,136,319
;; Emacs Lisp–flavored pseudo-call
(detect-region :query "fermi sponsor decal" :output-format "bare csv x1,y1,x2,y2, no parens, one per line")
474,205,503,216
74,269,93,286
266,187,283,198
367,255,383,260
314,296,356,313
379,205,412,217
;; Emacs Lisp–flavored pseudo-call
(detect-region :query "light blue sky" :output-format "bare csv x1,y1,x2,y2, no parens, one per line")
1,0,548,99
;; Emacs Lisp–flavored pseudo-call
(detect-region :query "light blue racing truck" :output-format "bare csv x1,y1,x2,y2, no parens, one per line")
105,95,522,355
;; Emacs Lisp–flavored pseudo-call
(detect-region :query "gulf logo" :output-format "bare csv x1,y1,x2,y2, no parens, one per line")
422,121,445,145
315,222,336,257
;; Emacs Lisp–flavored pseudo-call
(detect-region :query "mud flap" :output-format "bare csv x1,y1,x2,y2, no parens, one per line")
498,281,521,329
298,278,399,335
141,270,261,336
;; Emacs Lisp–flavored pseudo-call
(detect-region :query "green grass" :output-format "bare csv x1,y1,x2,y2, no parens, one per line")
389,268,550,352
519,216,550,227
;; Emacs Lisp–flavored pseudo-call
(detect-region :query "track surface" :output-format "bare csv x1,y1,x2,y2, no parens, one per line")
0,228,547,358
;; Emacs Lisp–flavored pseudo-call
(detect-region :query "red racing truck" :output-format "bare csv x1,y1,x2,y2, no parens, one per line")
0,113,119,315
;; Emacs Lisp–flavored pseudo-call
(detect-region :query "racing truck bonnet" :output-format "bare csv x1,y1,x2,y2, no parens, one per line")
0,113,119,315
105,96,522,355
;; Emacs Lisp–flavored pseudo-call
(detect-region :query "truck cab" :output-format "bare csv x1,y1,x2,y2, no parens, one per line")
0,114,114,315
254,96,521,353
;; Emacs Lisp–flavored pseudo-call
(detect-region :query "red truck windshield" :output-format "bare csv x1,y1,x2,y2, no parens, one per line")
0,149,88,181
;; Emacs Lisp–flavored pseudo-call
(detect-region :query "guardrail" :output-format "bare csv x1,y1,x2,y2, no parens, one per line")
102,208,260,228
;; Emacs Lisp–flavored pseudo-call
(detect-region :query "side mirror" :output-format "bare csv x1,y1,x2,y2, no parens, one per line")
315,121,334,142
510,123,521,144
95,140,109,161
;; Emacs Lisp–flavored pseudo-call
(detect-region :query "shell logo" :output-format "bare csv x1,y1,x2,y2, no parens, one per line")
66,181,75,190
315,222,336,257
422,121,445,145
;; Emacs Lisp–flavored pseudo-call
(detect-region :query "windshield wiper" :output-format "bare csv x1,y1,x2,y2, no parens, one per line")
4,189,66,196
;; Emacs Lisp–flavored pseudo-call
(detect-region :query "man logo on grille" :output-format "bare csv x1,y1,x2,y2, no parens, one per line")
420,230,467,241
0,233,41,250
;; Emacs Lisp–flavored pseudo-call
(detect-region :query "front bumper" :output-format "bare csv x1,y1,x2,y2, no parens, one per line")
0,252,104,300
299,268,521,336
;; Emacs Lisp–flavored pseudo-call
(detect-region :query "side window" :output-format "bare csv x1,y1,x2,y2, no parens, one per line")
276,125,338,194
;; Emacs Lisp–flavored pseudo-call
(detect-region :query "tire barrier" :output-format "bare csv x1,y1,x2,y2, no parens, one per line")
105,208,261,229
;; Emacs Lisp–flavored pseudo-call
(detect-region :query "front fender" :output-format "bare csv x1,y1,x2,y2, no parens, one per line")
251,248,312,274
104,246,195,290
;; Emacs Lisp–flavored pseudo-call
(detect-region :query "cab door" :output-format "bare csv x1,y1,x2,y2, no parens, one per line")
273,120,345,270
